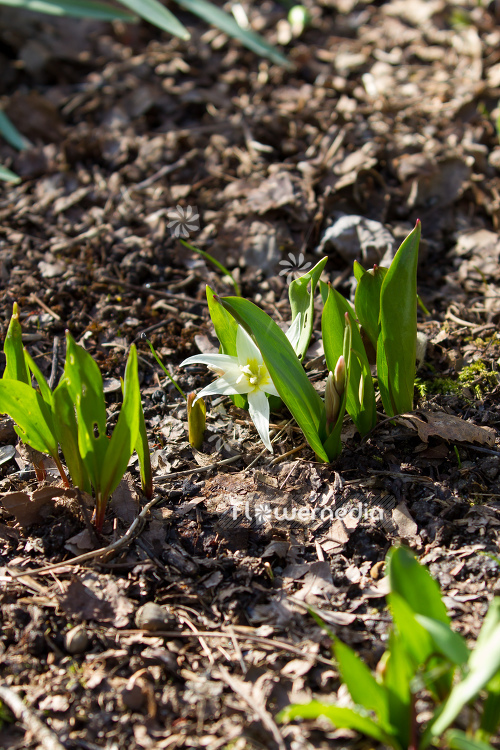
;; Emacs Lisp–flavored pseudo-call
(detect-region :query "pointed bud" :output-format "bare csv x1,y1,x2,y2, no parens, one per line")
187,392,206,450
358,370,365,405
334,355,346,396
325,371,340,430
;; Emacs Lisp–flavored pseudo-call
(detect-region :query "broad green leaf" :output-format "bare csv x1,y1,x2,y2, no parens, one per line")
383,628,413,750
52,382,91,492
386,546,449,625
136,394,153,499
206,286,245,408
333,638,389,725
175,0,291,67
0,110,31,150
61,333,108,490
219,296,328,461
3,303,29,384
353,259,366,282
278,701,398,747
1,0,136,21
322,286,376,436
471,598,500,664
100,345,141,504
119,0,189,37
445,730,495,750
187,391,205,450
207,285,238,356
0,380,58,457
388,592,436,668
378,221,420,416
0,163,21,184
288,257,327,361
430,623,500,737
415,614,469,666
354,264,388,351
480,670,500,736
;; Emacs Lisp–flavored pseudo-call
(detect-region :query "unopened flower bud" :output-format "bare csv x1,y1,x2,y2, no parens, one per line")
187,392,206,450
325,371,340,430
334,355,346,396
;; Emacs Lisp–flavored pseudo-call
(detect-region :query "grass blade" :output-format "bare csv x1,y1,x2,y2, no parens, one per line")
0,110,31,150
0,164,21,184
118,0,189,37
174,0,291,66
184,242,240,296
1,0,136,21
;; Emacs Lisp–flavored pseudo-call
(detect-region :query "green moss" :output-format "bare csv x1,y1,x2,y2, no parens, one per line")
416,360,497,399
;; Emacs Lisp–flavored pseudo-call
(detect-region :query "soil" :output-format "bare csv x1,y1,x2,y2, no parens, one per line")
1,1,500,748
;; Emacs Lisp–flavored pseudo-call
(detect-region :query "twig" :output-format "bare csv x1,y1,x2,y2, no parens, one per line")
0,684,67,750
131,149,198,190
154,454,242,483
29,294,62,322
96,275,208,307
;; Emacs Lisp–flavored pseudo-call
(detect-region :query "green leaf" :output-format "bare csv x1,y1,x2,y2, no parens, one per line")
100,345,141,504
415,614,470,667
445,730,495,750
0,163,21,184
288,257,327,361
430,623,500,737
354,264,388,351
206,286,245,408
0,110,31,150
472,598,500,662
278,701,398,747
52,381,91,492
0,380,58,457
118,0,189,37
333,638,389,725
3,303,30,384
353,260,366,282
136,393,153,500
321,286,376,436
321,313,351,460
480,669,500,736
1,0,136,21
386,546,449,625
174,0,291,66
61,333,109,491
388,592,436,667
219,296,328,461
24,349,53,405
383,628,413,749
378,221,420,416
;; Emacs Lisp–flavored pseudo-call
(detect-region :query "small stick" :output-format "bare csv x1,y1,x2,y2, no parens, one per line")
0,684,67,750
47,336,60,390
29,294,62,322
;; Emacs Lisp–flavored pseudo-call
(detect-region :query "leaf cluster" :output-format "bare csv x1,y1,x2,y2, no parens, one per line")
279,545,500,750
0,304,152,529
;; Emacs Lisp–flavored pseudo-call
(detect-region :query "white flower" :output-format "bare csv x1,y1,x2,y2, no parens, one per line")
180,326,280,452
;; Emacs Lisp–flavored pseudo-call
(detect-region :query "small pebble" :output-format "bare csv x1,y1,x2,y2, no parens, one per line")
135,602,175,631
65,624,89,655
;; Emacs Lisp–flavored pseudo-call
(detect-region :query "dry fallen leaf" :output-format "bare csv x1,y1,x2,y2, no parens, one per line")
0,486,84,528
401,410,496,447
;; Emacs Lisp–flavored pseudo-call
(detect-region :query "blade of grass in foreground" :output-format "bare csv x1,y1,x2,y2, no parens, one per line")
1,0,136,21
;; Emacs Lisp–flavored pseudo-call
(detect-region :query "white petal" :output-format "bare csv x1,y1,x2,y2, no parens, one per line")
285,313,303,355
248,389,273,453
179,353,237,369
197,375,252,399
264,380,280,398
236,326,262,367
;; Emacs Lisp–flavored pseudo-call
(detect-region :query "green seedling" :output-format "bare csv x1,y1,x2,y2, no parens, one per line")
0,304,153,530
279,545,500,750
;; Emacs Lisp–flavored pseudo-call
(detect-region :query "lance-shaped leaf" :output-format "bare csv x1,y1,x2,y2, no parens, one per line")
218,296,328,461
0,380,58,458
354,264,388,351
322,286,376,436
206,285,245,409
61,333,109,491
387,545,449,625
288,257,327,360
278,701,397,747
3,303,29,384
53,381,91,492
377,221,420,416
97,345,141,528
333,637,390,727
